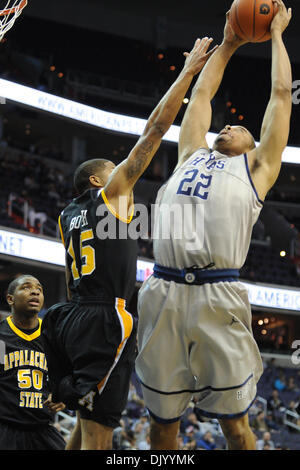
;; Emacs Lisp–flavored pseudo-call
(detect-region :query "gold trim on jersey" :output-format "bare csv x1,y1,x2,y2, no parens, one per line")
58,214,65,246
6,316,42,341
97,297,133,394
101,190,134,224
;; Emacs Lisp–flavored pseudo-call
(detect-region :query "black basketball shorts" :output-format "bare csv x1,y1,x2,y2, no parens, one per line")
0,421,66,450
41,298,137,429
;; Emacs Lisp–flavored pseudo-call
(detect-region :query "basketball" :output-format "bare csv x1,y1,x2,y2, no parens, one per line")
229,0,278,43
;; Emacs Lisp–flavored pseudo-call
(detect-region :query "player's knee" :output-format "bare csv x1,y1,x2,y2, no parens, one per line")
226,428,247,448
150,418,180,442
220,415,251,446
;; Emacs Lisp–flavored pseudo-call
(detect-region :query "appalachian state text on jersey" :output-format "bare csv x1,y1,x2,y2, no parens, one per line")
0,316,52,427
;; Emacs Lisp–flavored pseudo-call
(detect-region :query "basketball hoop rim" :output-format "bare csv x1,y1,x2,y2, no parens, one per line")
0,0,27,17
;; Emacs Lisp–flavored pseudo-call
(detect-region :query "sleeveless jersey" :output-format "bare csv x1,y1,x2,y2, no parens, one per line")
58,188,137,303
0,316,52,427
153,149,263,270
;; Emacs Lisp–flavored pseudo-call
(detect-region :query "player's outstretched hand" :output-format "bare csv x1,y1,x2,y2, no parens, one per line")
223,10,248,48
44,393,66,413
183,37,218,76
271,0,292,35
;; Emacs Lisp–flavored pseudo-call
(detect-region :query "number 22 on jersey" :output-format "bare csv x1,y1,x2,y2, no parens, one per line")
67,229,96,281
177,169,212,200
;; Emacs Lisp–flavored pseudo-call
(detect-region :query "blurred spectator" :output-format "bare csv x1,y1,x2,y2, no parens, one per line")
48,183,60,203
177,435,185,450
196,431,216,450
120,429,137,450
183,426,197,446
267,389,285,421
28,203,47,231
264,358,277,376
286,376,299,393
136,430,150,450
125,381,145,419
251,410,269,433
132,411,150,447
194,414,222,436
265,411,281,431
112,418,126,450
274,373,286,392
263,443,273,450
24,175,39,193
180,411,202,435
286,400,300,427
186,438,197,450
249,398,264,417
256,431,275,450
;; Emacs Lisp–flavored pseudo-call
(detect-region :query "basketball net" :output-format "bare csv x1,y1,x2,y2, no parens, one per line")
0,0,27,41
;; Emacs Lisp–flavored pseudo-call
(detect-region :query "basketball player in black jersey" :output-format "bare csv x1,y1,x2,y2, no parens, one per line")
0,275,66,450
41,38,218,450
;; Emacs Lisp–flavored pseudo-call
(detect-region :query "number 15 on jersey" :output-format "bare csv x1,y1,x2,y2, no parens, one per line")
67,229,96,281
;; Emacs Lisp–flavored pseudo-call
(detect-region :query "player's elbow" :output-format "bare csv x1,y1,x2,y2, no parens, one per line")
272,81,292,99
190,86,211,102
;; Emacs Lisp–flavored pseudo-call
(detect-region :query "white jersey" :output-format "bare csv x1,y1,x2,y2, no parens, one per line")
152,148,263,270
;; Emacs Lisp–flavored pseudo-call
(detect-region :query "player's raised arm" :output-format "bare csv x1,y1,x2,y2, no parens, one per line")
248,0,292,201
103,38,217,201
176,13,247,169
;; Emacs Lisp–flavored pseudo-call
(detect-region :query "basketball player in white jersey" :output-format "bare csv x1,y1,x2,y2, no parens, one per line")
136,0,292,450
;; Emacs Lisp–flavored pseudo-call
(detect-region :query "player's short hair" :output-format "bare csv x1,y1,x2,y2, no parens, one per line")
7,275,37,295
74,159,110,194
240,126,256,150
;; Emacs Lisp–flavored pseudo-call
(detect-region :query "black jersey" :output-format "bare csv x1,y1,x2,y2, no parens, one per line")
58,188,138,303
0,316,52,428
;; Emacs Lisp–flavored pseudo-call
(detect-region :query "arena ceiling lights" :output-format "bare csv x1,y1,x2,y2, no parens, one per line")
0,78,299,165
